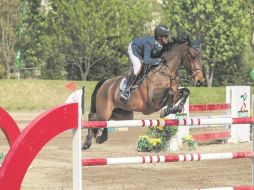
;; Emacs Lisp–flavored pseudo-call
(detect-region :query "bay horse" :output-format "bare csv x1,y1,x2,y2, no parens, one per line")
83,38,206,150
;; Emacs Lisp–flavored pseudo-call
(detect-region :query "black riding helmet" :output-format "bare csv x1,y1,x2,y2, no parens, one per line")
154,24,170,39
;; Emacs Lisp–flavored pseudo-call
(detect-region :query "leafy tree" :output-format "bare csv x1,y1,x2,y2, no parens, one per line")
47,0,154,80
21,0,49,67
162,0,253,86
0,0,20,79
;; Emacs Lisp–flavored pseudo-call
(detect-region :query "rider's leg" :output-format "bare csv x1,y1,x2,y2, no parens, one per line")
121,43,141,100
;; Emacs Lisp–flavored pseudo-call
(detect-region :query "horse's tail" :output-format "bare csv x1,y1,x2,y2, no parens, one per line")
89,80,106,115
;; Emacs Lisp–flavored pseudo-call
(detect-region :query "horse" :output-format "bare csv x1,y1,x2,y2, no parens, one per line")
83,38,206,150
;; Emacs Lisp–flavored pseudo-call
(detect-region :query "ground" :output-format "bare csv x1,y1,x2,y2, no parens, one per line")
0,111,253,190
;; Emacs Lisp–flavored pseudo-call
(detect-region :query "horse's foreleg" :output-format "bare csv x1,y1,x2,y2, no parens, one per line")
173,87,190,113
160,89,175,117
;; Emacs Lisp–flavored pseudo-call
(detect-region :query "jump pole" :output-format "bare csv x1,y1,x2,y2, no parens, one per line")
82,151,254,166
198,186,254,190
82,117,254,129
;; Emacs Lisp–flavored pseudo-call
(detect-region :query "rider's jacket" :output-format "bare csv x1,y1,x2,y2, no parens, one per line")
131,36,165,65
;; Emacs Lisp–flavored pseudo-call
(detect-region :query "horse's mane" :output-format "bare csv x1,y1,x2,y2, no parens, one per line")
160,33,190,61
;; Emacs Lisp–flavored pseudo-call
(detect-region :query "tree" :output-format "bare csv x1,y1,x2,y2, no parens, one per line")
162,0,253,86
0,0,20,79
47,0,154,80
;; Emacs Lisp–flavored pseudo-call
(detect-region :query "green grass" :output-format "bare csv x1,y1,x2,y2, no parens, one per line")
189,87,226,104
0,79,97,111
0,79,253,111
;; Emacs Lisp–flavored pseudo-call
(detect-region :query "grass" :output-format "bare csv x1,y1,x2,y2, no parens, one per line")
189,87,226,104
0,79,253,111
0,79,97,112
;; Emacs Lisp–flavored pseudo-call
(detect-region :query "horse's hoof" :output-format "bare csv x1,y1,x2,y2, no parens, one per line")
82,136,92,150
174,105,183,113
82,142,91,150
95,133,108,144
160,108,168,118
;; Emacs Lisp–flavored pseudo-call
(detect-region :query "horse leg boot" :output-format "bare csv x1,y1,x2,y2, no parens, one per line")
96,128,108,144
160,89,175,117
120,71,137,101
174,88,190,113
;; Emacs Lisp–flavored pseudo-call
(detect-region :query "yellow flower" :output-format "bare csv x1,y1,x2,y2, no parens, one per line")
139,135,149,140
157,125,164,131
184,134,193,141
150,138,161,146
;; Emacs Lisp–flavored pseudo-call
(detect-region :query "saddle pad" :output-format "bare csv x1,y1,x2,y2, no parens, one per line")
119,77,127,91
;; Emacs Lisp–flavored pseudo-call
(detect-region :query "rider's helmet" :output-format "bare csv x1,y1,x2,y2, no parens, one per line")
154,24,170,39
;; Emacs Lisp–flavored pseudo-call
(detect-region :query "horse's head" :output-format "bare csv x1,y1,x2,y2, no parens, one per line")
160,36,206,87
183,39,207,86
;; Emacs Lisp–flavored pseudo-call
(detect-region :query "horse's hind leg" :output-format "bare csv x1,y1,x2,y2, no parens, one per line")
82,112,97,150
95,128,108,144
94,107,113,144
82,128,93,150
96,109,134,144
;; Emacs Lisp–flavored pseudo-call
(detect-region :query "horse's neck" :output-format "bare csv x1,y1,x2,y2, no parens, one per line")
160,43,188,78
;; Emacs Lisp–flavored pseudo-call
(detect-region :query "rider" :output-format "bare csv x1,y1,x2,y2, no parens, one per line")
120,24,171,100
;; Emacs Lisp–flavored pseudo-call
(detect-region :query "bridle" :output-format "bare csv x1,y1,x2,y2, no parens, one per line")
154,42,204,85
186,47,204,79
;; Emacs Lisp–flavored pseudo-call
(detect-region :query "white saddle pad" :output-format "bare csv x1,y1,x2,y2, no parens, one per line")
120,77,127,91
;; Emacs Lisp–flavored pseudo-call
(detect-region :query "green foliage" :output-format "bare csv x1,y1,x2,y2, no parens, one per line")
251,69,254,80
0,0,20,78
0,64,6,79
39,0,154,80
21,0,49,67
162,0,253,86
137,135,153,152
137,125,178,152
182,134,196,150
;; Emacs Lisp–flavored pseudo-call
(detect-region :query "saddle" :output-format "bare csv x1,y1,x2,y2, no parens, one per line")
120,64,157,91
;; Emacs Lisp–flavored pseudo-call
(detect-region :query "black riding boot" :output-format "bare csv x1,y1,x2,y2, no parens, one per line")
120,72,136,101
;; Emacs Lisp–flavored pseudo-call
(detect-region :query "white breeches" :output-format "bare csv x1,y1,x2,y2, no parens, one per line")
128,43,142,75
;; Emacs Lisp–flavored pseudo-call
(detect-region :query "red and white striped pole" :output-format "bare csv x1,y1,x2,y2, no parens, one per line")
82,151,254,166
82,117,254,129
198,186,254,190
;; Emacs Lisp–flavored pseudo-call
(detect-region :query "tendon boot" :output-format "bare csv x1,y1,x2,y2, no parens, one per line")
120,72,136,101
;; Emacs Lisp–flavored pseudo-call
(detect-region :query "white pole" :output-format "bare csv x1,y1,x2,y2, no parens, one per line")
73,105,82,190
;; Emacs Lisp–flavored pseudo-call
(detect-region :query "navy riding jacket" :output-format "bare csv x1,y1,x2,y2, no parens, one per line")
131,36,165,65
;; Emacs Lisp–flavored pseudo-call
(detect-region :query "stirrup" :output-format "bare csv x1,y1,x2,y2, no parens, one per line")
120,90,130,101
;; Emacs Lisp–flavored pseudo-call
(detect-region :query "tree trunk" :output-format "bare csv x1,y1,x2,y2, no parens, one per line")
207,65,214,87
82,66,89,81
6,64,10,79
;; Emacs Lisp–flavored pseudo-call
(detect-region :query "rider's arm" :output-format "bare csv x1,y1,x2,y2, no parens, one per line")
143,43,161,65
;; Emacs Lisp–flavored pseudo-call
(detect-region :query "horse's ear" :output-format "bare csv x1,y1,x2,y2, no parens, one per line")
175,31,189,43
190,39,202,48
